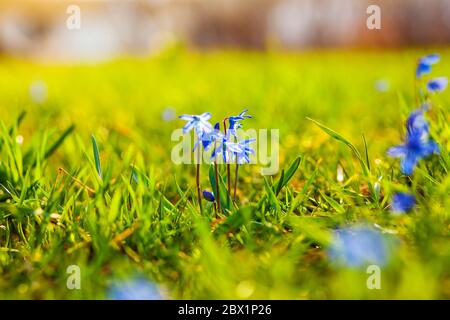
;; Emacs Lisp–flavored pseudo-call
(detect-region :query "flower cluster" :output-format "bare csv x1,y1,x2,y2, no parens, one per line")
387,108,439,176
416,54,448,93
179,109,255,213
179,109,255,165
388,54,446,213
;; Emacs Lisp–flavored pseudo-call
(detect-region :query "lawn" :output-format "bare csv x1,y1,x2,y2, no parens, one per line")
0,47,449,299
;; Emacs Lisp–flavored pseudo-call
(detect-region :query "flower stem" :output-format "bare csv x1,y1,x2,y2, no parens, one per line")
233,163,239,201
223,118,231,195
214,153,222,214
196,144,203,214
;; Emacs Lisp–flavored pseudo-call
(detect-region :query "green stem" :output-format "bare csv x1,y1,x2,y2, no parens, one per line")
223,118,231,195
214,154,221,214
196,144,203,214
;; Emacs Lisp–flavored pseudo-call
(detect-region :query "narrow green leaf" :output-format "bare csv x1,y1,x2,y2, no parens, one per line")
208,165,231,212
362,134,371,172
288,168,318,214
281,156,301,189
44,124,75,160
319,191,345,214
91,134,103,179
8,111,27,136
307,118,369,176
273,156,302,196
274,169,285,196
264,176,280,212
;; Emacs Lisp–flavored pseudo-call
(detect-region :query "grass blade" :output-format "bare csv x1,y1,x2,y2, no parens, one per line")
91,134,103,180
44,124,75,160
307,118,369,176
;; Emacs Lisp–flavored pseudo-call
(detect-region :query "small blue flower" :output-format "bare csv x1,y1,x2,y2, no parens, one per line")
374,79,389,92
194,122,224,152
228,109,252,137
427,77,448,93
202,190,215,202
161,107,176,122
211,135,243,163
406,108,429,137
233,139,256,164
387,110,439,175
416,54,440,78
328,226,390,267
391,192,415,213
179,112,213,136
108,278,163,300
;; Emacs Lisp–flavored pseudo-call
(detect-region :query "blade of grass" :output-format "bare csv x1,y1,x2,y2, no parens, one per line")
91,134,103,180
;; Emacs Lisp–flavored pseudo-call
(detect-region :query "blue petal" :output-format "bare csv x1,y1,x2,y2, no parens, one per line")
179,114,194,120
416,63,431,78
200,112,212,120
427,77,448,92
421,140,440,156
400,153,419,175
387,145,407,158
420,54,440,65
391,192,415,213
238,109,252,119
211,147,218,160
182,121,195,134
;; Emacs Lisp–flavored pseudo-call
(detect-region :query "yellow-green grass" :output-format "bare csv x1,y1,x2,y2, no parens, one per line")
0,48,449,299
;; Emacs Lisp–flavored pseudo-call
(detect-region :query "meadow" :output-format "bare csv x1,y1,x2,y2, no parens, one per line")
0,47,449,299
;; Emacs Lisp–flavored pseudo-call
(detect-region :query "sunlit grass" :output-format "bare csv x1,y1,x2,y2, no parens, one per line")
0,47,449,299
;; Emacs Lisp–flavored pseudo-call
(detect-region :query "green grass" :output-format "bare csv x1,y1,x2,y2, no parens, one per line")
0,47,450,299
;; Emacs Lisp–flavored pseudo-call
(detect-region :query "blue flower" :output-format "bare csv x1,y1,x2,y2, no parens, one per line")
391,192,415,213
233,139,256,164
161,107,176,122
416,54,440,78
387,110,439,175
179,112,213,136
328,226,391,267
202,190,215,202
228,109,252,137
194,122,223,152
374,79,389,93
108,278,163,300
406,108,429,137
427,77,448,93
211,135,243,163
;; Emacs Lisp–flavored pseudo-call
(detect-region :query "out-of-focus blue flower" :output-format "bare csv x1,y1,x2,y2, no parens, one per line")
233,139,256,164
406,108,429,137
161,107,176,122
108,278,163,300
202,190,215,202
387,110,439,175
228,109,252,137
328,226,391,267
179,112,213,136
427,77,448,93
391,192,415,213
374,79,389,92
212,135,243,163
416,54,440,78
194,122,224,152
29,80,48,104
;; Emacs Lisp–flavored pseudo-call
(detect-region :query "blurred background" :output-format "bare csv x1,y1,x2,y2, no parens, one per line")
1,0,450,62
